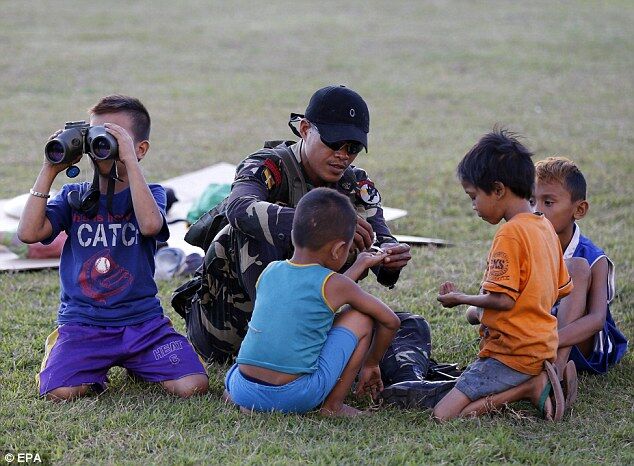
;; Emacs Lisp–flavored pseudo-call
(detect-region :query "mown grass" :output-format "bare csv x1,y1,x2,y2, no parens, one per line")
1,1,632,464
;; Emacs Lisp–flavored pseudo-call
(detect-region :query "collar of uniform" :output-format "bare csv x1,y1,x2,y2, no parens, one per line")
290,141,302,165
291,141,316,190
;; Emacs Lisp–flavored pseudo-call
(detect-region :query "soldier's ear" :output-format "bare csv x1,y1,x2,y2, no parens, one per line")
299,119,311,139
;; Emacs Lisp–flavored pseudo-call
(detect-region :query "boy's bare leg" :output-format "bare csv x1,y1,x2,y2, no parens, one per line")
161,374,209,398
554,257,591,375
434,371,558,421
460,371,555,418
319,308,373,417
432,387,473,420
45,385,91,402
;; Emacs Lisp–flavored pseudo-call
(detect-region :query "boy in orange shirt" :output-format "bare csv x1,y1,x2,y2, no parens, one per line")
433,129,574,421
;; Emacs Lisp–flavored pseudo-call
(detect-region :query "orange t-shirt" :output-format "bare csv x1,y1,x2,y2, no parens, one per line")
479,212,573,375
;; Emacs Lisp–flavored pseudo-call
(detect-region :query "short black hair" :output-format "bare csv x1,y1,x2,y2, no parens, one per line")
292,188,356,250
457,127,535,200
89,94,151,142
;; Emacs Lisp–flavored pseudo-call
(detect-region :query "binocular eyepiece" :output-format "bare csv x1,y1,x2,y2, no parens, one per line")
44,121,118,165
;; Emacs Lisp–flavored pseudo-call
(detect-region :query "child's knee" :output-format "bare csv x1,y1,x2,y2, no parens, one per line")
45,385,89,402
333,309,373,340
162,374,209,398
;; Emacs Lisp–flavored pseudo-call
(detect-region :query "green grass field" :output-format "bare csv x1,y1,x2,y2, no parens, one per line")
1,1,632,464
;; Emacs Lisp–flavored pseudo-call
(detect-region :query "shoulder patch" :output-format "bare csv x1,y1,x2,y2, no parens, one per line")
487,251,510,280
357,180,381,205
262,158,282,190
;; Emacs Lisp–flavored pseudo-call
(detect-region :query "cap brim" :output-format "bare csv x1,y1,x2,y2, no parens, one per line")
313,122,368,151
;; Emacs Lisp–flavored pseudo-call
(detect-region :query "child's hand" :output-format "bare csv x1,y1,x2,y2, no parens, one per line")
355,249,388,269
437,281,465,308
355,364,383,400
104,123,138,167
343,249,387,281
439,281,457,295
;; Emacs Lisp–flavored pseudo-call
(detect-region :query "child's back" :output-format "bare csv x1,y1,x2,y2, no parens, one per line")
224,187,400,416
238,260,337,374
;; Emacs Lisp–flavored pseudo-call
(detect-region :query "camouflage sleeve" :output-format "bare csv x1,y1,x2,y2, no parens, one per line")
350,167,401,288
225,153,295,253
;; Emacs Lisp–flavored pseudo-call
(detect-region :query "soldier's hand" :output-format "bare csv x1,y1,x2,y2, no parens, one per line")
353,215,374,251
380,242,411,271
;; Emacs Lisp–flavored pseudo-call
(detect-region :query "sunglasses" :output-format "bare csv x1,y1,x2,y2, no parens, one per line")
311,124,365,156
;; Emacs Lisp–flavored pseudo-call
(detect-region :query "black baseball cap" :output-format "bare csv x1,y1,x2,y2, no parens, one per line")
304,85,370,150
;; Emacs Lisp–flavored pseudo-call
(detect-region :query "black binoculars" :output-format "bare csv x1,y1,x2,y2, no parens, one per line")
44,121,118,165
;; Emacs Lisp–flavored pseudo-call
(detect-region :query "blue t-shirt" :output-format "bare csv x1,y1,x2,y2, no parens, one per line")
44,182,170,326
237,260,336,374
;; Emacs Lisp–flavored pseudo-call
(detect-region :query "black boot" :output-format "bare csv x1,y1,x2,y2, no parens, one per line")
379,312,432,386
381,379,456,409
379,312,457,409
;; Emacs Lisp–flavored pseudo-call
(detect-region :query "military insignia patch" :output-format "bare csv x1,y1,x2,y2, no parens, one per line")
262,159,282,190
358,180,381,205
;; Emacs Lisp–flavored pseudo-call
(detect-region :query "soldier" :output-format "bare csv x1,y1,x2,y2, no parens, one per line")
174,85,454,407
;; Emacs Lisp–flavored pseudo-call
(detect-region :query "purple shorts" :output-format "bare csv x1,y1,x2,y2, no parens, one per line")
37,315,207,396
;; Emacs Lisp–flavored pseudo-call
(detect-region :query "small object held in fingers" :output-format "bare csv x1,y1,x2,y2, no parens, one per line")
369,245,384,254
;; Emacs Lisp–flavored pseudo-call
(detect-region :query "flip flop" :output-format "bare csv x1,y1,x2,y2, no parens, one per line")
561,360,578,411
537,361,564,421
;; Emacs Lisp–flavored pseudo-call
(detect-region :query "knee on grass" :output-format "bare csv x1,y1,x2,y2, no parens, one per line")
162,374,209,398
45,385,90,402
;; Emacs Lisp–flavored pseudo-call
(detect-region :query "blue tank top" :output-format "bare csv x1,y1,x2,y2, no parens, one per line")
563,225,628,367
237,260,336,374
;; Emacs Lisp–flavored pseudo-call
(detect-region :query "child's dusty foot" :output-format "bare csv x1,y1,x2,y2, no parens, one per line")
319,403,368,418
529,361,564,421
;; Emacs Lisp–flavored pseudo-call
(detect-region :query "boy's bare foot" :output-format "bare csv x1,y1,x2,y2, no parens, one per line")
529,372,553,420
530,361,564,421
222,389,234,404
319,403,368,417
222,390,256,414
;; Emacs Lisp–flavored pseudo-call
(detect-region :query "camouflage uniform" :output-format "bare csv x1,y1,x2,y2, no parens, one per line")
182,141,402,362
